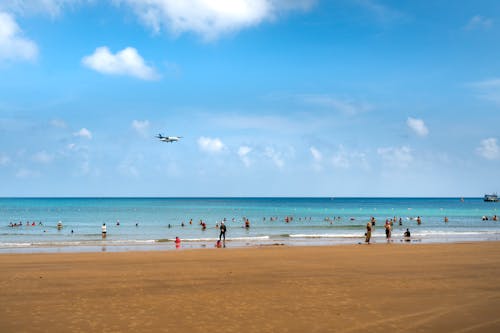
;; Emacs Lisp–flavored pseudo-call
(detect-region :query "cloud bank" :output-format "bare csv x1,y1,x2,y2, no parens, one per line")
116,0,315,40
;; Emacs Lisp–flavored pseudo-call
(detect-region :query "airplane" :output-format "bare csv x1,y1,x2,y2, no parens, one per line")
156,133,182,143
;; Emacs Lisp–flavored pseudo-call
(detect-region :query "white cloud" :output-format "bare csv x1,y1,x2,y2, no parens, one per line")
0,12,38,63
264,147,284,169
198,136,225,153
302,95,373,115
406,117,429,137
116,0,315,40
73,127,92,139
310,146,322,162
476,138,499,160
132,119,150,137
377,146,413,168
465,15,493,30
82,46,158,80
32,150,54,164
332,152,350,169
0,154,10,166
238,146,252,167
330,146,369,170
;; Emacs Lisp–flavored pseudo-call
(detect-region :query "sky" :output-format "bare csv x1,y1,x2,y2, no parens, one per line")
0,0,499,197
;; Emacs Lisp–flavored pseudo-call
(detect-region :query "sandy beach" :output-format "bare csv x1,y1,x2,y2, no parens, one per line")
1,242,500,332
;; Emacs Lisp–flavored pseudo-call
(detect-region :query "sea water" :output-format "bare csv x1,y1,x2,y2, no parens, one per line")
0,197,499,253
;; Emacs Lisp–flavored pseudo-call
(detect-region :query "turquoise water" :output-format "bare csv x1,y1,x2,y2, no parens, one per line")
0,197,499,252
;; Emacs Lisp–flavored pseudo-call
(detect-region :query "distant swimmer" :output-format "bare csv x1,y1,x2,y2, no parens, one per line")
245,219,250,229
416,216,422,225
57,221,63,230
493,215,498,221
444,216,449,223
102,223,107,238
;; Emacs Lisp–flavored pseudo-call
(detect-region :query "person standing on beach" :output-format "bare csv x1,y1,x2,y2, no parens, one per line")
365,221,372,243
219,221,227,241
102,223,107,238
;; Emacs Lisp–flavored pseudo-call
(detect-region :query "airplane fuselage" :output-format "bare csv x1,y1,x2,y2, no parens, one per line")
160,137,180,142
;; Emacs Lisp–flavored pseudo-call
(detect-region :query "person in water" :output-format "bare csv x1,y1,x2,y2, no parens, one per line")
101,223,107,238
219,221,227,241
384,221,391,240
404,228,411,241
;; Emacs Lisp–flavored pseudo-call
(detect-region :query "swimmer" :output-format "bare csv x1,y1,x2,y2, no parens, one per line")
404,228,411,242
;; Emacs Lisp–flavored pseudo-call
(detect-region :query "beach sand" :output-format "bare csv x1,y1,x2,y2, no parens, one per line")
1,242,500,332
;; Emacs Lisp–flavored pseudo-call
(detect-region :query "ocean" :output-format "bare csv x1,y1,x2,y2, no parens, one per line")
0,197,498,253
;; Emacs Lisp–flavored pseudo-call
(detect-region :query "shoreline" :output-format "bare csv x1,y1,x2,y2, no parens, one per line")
1,234,500,254
1,242,500,332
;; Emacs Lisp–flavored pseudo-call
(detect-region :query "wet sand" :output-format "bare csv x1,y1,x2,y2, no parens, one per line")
1,242,500,332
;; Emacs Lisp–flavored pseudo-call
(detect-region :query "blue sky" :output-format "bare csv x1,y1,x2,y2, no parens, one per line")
0,0,499,197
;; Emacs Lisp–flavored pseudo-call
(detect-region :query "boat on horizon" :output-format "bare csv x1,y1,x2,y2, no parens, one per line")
484,194,499,202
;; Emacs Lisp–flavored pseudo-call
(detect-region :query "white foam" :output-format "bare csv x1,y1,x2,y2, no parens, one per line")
0,242,32,247
290,233,362,239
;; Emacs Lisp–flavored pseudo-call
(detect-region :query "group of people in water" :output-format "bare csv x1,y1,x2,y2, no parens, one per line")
364,216,414,244
8,221,43,227
6,212,499,248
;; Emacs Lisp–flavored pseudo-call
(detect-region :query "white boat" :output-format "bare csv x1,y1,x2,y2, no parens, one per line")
484,194,499,202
